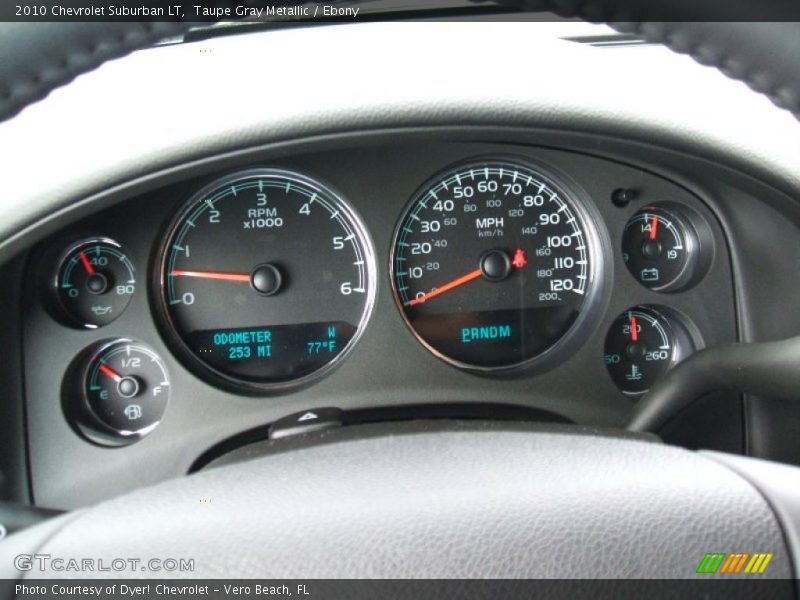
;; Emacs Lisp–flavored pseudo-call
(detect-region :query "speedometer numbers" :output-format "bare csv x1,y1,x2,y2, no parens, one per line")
391,159,607,372
155,169,376,392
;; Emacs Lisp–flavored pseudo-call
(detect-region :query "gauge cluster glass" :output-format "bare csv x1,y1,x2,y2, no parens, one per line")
390,158,607,372
154,169,376,392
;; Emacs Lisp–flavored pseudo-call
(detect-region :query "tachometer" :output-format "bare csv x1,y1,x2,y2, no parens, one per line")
391,158,607,372
155,169,376,392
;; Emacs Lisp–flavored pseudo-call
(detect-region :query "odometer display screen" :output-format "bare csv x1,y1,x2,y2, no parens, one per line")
391,159,601,371
156,169,375,391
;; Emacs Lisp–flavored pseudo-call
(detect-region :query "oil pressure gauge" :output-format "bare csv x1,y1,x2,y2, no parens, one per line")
54,237,136,328
604,306,700,396
622,204,711,293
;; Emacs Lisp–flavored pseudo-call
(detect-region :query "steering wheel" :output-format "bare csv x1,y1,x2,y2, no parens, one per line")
1,2,800,586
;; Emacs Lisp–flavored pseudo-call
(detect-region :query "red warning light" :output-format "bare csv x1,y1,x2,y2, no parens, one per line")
512,249,527,269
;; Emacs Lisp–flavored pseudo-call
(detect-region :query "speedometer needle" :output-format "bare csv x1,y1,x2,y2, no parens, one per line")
406,248,529,307
170,269,251,283
406,269,483,307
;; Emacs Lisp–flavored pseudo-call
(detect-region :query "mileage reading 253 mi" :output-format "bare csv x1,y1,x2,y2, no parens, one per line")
207,326,342,361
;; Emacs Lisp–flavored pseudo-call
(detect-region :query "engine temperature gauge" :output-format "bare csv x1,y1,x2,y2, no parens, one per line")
604,306,699,396
622,204,710,293
54,237,136,328
65,339,170,446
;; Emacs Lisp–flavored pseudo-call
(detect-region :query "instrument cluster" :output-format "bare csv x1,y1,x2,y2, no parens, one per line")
25,142,733,457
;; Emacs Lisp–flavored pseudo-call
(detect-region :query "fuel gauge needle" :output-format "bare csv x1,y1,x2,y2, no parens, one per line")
170,269,251,283
99,364,122,383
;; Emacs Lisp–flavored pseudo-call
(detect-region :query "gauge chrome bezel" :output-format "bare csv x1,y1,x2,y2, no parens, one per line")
152,168,378,395
389,155,611,375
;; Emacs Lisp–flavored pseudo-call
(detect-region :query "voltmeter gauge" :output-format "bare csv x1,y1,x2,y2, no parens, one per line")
54,238,136,328
604,306,700,396
65,339,170,446
622,204,711,293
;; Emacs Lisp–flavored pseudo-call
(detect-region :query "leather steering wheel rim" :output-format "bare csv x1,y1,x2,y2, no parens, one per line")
0,3,799,123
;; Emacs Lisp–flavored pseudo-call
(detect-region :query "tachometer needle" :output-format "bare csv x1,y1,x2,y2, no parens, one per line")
170,269,251,283
649,215,659,240
629,314,639,342
79,251,96,275
406,269,482,307
99,364,122,383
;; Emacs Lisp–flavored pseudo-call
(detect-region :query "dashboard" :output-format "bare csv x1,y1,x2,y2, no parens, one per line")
15,135,750,508
3,15,800,584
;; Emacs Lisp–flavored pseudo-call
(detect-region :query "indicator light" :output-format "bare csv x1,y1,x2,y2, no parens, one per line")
512,248,527,269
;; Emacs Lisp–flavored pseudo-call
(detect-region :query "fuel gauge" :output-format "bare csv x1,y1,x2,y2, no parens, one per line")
54,237,136,328
65,339,170,446
604,306,699,396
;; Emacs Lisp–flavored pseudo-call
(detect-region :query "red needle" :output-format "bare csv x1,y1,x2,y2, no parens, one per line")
629,314,639,342
170,269,251,283
79,251,95,275
99,364,122,383
649,215,659,240
407,269,483,307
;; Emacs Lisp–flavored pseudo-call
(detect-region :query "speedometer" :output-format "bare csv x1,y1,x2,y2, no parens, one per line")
391,158,607,372
155,169,376,392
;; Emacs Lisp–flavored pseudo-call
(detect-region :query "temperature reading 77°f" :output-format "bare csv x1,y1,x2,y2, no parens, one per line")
392,159,600,371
